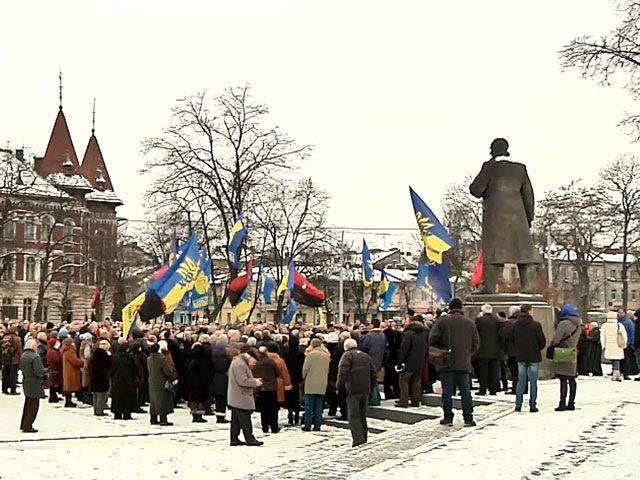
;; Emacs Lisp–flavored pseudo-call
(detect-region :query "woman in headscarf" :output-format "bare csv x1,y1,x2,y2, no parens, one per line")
549,304,582,411
148,341,176,426
89,340,112,416
186,343,212,423
109,343,138,420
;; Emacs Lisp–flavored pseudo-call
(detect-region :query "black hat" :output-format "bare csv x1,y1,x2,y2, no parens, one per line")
490,138,509,157
449,298,463,310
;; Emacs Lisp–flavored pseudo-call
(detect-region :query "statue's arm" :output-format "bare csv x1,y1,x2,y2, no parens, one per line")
469,161,492,198
521,166,535,227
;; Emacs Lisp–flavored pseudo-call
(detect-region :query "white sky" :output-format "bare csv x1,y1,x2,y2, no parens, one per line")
1,0,637,250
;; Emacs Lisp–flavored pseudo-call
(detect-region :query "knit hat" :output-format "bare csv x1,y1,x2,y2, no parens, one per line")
58,327,69,339
607,311,617,320
47,338,57,348
559,304,578,318
589,322,599,329
81,332,93,341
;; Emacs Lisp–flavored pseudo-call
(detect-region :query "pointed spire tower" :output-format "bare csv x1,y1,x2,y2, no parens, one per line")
80,98,115,191
35,71,82,177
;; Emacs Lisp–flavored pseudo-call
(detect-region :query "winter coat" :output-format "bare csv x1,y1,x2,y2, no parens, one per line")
61,342,84,394
302,348,330,395
619,316,635,348
470,158,538,264
211,347,231,397
360,330,387,372
283,337,304,410
227,354,261,410
19,348,45,399
109,349,138,415
499,316,519,357
584,328,603,376
429,310,480,372
601,318,627,361
46,346,63,388
398,321,429,373
474,313,502,360
328,340,345,383
267,352,292,403
79,339,93,388
634,318,640,350
254,355,280,392
384,327,402,366
1,332,22,366
336,349,377,396
89,348,112,393
550,315,582,377
511,314,546,363
148,352,175,416
186,345,213,403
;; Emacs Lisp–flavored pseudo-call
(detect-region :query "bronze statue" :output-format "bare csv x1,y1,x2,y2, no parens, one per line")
470,138,541,293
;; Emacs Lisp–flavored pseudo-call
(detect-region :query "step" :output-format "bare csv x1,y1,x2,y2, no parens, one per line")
324,418,386,434
421,393,494,408
366,404,439,424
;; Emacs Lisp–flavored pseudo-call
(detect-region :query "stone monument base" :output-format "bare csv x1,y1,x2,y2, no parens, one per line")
463,293,557,380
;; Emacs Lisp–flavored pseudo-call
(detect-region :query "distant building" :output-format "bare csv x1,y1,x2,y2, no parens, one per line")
0,103,122,323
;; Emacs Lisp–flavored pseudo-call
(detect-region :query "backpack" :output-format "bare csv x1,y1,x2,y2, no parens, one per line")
1,334,16,364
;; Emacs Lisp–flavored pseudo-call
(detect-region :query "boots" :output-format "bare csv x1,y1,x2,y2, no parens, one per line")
150,414,159,425
64,395,76,408
192,413,208,423
159,414,173,426
49,391,60,403
287,411,294,426
294,411,300,425
216,415,229,424
612,371,622,382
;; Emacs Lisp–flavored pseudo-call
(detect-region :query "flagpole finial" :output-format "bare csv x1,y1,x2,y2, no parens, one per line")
58,70,63,110
92,97,96,134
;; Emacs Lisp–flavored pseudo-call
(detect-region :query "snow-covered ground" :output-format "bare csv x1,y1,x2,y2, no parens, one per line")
0,375,637,480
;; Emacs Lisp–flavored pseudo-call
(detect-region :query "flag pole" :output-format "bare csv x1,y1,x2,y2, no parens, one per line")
339,230,344,325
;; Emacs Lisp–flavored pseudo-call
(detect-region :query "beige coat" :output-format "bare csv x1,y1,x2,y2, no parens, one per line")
601,317,627,361
302,348,330,395
227,354,261,410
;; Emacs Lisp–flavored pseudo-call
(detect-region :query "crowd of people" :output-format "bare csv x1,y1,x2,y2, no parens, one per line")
2,300,640,446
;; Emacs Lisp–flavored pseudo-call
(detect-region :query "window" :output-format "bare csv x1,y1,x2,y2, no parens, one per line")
41,215,54,242
2,219,15,239
63,218,75,243
22,298,33,322
611,269,617,280
24,217,36,241
25,256,36,282
1,255,14,281
611,289,617,300
633,290,637,301
226,312,231,323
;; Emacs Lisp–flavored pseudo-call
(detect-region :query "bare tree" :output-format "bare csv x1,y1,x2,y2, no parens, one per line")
560,1,640,139
251,178,330,320
441,174,482,295
540,181,617,315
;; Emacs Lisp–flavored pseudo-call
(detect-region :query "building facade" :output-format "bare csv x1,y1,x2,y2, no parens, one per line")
0,104,122,323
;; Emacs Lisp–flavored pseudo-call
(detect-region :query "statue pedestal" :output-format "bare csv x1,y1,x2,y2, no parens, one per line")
463,293,556,380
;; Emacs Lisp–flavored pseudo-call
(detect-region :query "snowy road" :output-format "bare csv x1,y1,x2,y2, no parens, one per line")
0,376,637,480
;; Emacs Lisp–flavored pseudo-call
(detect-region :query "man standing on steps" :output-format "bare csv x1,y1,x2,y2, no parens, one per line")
511,304,546,413
337,339,377,448
19,339,46,433
474,304,502,396
395,315,428,408
360,318,387,406
429,298,480,427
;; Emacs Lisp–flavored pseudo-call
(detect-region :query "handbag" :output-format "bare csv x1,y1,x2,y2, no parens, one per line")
428,321,452,368
164,380,177,394
546,323,580,364
616,324,626,349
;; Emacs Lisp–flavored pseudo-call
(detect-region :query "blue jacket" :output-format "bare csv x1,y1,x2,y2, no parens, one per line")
360,330,387,372
620,317,636,348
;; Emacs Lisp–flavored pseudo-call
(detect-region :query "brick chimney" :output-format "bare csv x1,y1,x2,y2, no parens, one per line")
62,152,74,176
15,149,24,162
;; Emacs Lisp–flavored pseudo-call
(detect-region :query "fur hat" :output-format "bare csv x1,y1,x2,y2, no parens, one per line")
58,327,69,339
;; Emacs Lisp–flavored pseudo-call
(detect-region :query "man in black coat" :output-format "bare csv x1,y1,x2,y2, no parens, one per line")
395,315,428,408
383,321,402,399
511,304,546,413
474,304,502,395
499,306,521,394
429,298,480,427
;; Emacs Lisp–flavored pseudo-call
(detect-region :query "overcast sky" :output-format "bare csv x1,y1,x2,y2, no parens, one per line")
0,0,636,249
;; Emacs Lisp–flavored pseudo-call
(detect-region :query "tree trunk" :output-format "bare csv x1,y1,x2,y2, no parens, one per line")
577,267,591,319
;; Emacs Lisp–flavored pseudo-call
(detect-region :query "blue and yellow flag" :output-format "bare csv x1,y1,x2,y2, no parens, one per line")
410,187,454,264
139,233,200,321
185,250,211,313
427,262,453,304
377,270,397,311
416,262,429,289
362,239,374,287
228,215,247,269
277,260,295,298
122,291,146,339
234,257,254,323
259,265,276,305
283,298,297,327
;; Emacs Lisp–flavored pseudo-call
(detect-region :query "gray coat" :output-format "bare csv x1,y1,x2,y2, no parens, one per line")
19,348,45,399
147,352,175,416
550,315,582,377
470,159,540,265
227,355,260,410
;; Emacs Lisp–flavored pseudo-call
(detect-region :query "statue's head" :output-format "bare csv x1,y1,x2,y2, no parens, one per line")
490,138,509,158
